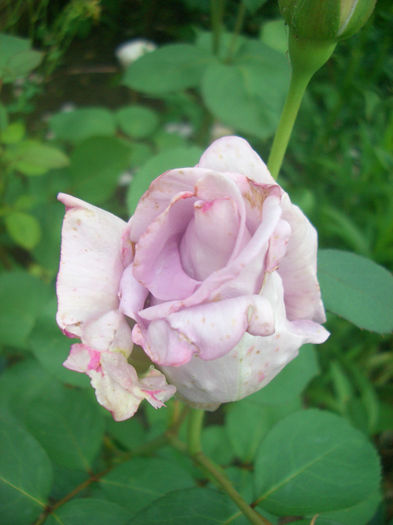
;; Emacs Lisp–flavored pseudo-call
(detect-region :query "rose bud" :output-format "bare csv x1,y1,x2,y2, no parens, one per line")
279,0,376,41
57,137,329,417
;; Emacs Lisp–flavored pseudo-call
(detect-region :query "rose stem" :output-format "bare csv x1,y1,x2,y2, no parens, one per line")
267,34,336,180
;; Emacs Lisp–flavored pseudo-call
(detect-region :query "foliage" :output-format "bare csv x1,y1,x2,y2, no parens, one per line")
0,1,392,524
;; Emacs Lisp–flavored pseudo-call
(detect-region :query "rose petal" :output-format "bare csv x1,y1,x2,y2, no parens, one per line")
180,198,240,280
81,310,133,356
119,264,149,320
139,294,274,366
279,194,326,322
133,192,199,300
56,193,126,337
162,272,329,408
198,136,275,185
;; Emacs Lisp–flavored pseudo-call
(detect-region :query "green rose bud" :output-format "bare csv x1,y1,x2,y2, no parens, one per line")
279,0,376,42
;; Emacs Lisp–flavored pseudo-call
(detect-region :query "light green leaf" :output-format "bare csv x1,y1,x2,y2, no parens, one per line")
46,498,130,525
123,44,213,95
8,140,69,175
260,19,288,53
99,457,194,514
126,146,203,214
0,412,52,525
318,249,393,333
0,120,25,144
0,271,51,348
5,211,41,250
129,487,236,524
24,389,105,471
254,409,381,516
116,105,159,139
202,39,289,139
244,0,267,13
49,107,116,143
70,136,131,203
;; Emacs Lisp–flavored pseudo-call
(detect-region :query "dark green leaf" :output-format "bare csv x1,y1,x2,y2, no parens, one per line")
244,0,267,14
0,271,51,348
254,409,381,516
99,457,194,514
49,107,116,143
116,105,159,139
29,297,89,387
129,487,236,524
202,425,235,466
318,249,393,333
69,136,131,203
106,416,146,451
123,44,213,95
5,211,41,250
46,498,130,525
24,389,105,471
126,146,203,213
0,412,52,525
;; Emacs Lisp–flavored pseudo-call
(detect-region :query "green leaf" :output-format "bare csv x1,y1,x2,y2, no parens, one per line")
49,107,116,143
318,249,393,333
116,105,159,139
260,19,288,54
123,44,213,95
8,140,69,175
0,271,51,348
0,103,8,131
0,120,25,144
202,425,235,466
69,136,131,203
0,33,43,83
244,0,267,13
99,457,194,514
24,388,105,471
254,409,381,516
5,211,41,250
46,498,130,525
29,298,90,387
126,146,203,214
201,39,289,139
106,417,146,451
0,412,52,525
226,346,317,462
129,487,236,524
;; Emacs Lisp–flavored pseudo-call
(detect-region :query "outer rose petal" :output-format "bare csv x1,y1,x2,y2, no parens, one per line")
279,194,326,322
198,136,275,185
56,193,126,337
161,272,329,409
81,310,133,356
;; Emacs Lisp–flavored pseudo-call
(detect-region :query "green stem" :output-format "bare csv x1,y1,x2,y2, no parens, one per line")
267,33,336,179
169,435,270,525
226,0,246,63
211,0,226,56
187,408,204,454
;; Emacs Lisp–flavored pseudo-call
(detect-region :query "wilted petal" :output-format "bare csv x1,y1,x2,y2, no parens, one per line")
82,310,133,356
56,193,126,337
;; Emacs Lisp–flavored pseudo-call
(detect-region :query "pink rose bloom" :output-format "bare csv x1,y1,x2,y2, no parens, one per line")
57,136,329,418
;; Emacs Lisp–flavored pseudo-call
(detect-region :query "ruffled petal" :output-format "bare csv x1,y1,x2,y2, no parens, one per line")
198,136,275,185
81,310,133,356
139,294,274,366
279,194,326,322
56,193,126,337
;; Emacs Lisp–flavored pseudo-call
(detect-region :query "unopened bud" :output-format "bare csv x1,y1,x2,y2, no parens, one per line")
279,0,376,42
